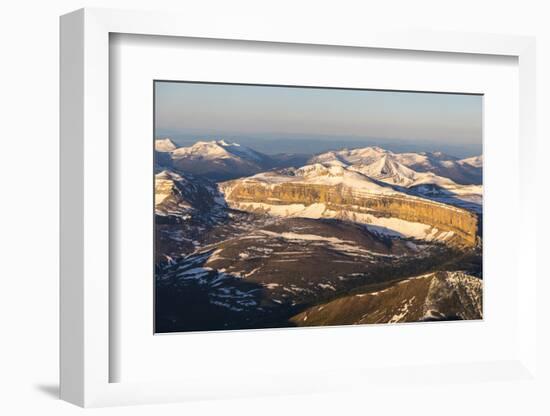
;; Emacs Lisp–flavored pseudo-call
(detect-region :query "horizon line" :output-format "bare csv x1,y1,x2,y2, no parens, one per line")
154,137,482,159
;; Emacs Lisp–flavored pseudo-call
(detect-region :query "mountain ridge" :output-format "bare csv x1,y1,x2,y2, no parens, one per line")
311,146,482,185
290,271,482,326
156,139,311,180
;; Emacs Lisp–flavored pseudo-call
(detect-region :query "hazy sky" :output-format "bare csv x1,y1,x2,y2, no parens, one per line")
154,81,482,157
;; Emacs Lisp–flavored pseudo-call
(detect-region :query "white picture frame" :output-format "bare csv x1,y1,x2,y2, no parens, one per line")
60,7,538,408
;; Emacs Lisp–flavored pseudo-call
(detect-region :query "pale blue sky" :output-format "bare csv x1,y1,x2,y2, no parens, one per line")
154,81,482,157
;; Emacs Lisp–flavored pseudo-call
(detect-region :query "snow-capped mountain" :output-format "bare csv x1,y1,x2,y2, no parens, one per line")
311,146,482,185
168,140,266,180
459,155,483,168
155,139,313,180
287,163,403,195
330,151,482,210
221,162,405,201
310,145,386,165
170,140,265,162
348,153,456,188
394,151,482,185
155,138,177,152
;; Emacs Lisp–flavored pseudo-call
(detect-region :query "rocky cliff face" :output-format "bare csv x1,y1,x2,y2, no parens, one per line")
155,170,228,262
220,181,479,247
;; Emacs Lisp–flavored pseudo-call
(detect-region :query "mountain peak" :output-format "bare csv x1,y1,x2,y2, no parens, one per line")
365,145,388,153
173,141,234,159
310,145,391,166
155,138,177,152
168,139,270,180
459,155,483,168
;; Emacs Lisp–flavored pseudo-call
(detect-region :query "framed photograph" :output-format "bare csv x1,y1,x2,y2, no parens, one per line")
153,80,484,334
60,8,538,408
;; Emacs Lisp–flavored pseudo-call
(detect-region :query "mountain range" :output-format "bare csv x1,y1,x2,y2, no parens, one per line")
310,146,482,185
156,138,309,180
156,138,482,184
154,138,483,332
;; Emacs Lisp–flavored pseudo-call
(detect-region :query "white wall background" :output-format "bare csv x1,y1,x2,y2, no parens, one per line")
0,1,548,415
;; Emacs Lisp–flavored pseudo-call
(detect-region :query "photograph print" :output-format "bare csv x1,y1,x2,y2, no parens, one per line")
154,81,483,333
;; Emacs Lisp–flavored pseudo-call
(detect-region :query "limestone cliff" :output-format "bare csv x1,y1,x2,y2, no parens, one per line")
220,180,479,247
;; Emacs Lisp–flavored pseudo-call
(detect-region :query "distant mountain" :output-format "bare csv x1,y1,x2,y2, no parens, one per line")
311,146,391,166
167,140,265,180
290,271,482,326
341,151,481,209
171,139,268,163
312,146,482,185
154,139,315,181
394,151,482,185
459,155,483,168
349,153,456,188
307,146,482,212
155,138,177,152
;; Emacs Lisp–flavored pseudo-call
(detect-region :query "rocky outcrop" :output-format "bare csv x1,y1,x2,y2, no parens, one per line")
290,271,483,326
221,181,479,247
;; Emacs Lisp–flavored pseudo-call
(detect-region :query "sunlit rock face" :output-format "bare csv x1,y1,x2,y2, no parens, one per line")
290,271,483,326
220,164,479,247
